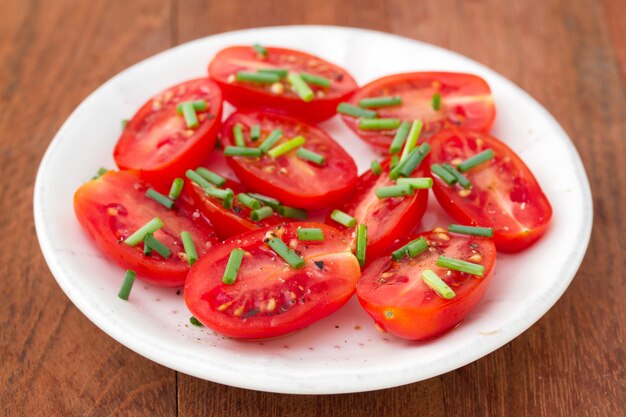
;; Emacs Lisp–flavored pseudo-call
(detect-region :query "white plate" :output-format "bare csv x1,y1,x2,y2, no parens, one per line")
34,26,592,394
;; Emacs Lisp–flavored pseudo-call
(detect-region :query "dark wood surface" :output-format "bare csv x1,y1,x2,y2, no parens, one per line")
1,0,624,415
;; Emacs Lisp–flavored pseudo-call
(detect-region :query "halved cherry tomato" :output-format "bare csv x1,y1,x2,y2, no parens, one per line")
342,72,495,151
208,46,357,122
327,159,428,262
428,128,552,252
357,228,497,340
185,222,361,339
74,170,218,287
221,111,358,209
114,78,223,181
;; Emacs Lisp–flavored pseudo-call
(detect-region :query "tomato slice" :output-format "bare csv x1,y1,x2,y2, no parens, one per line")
185,222,361,339
208,46,357,122
357,228,497,340
114,78,223,181
428,128,552,252
327,159,428,262
220,111,358,209
74,170,218,287
342,72,495,151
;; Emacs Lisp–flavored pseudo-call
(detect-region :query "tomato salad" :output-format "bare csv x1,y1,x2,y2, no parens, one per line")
74,43,551,341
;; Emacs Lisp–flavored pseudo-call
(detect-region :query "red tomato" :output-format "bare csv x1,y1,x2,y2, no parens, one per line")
327,159,428,262
74,170,218,287
185,222,361,339
208,46,357,122
428,128,552,252
343,72,495,151
114,78,223,181
221,111,358,209
357,228,497,340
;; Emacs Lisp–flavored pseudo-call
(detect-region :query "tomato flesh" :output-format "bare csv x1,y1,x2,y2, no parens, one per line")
357,229,497,340
185,222,360,339
209,46,357,122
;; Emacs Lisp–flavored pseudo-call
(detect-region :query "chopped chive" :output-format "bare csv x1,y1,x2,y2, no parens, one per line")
287,73,314,102
252,43,268,57
267,238,305,269
296,147,325,165
337,103,377,118
223,248,245,285
247,193,281,207
397,177,433,189
431,93,442,111
431,164,457,185
300,72,331,88
233,123,245,147
391,247,407,261
448,224,494,237
121,119,129,128
358,118,401,131
422,270,455,299
118,270,136,300
330,209,356,227
390,155,399,170
186,169,212,189
124,217,164,247
267,135,305,158
180,231,198,266
442,163,472,189
297,227,325,241
250,206,274,221
375,184,414,199
146,188,175,209
92,167,108,180
400,120,424,161
392,237,429,260
176,100,207,113
206,186,234,202
144,234,171,258
389,121,411,155
258,68,288,78
196,167,226,187
250,124,261,141
235,71,279,84
276,205,308,219
143,239,152,256
179,102,199,129
356,224,367,267
390,143,431,179
258,128,282,154
359,96,402,108
437,255,485,276
223,191,234,209
371,160,382,176
168,178,184,199
236,193,262,210
458,149,495,172
224,146,263,157
189,316,204,327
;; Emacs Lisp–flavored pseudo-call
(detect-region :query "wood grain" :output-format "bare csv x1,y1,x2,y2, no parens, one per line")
1,0,624,416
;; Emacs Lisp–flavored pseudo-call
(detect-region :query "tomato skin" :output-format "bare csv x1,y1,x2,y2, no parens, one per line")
209,46,357,123
73,170,218,287
357,229,497,340
185,222,361,339
114,78,223,181
428,128,552,252
342,72,495,151
220,111,358,209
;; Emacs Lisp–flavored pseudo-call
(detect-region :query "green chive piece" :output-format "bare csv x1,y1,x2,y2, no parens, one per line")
258,68,288,78
168,178,184,199
297,227,325,241
359,96,402,108
180,231,198,266
356,224,367,267
121,119,129,128
206,186,234,202
250,125,261,141
189,316,204,327
144,234,171,258
442,163,472,189
458,149,495,172
337,103,377,118
196,167,226,187
437,255,485,276
247,193,281,207
276,205,308,219
233,123,245,147
448,224,494,237
391,246,408,261
392,237,429,261
146,188,175,209
397,177,433,189
180,102,199,129
267,238,305,269
422,269,455,299
330,209,356,227
267,135,305,158
300,72,331,88
371,160,382,176
252,43,268,57
143,239,152,256
92,167,108,180
431,164,457,185
223,248,245,285
287,73,315,102
236,193,262,210
258,128,282,154
375,184,414,199
296,147,325,165
389,121,411,155
223,191,234,209
432,93,442,111
400,120,424,161
235,71,279,84
118,270,136,300
250,206,274,222
390,155,399,170
358,118,401,131
185,169,212,189
224,146,263,157
391,143,431,179
124,217,164,247
176,100,207,113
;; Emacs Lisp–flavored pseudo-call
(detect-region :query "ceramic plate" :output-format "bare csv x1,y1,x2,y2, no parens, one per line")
34,26,592,394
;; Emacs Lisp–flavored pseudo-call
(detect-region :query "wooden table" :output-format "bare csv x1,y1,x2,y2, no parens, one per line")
2,0,624,415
